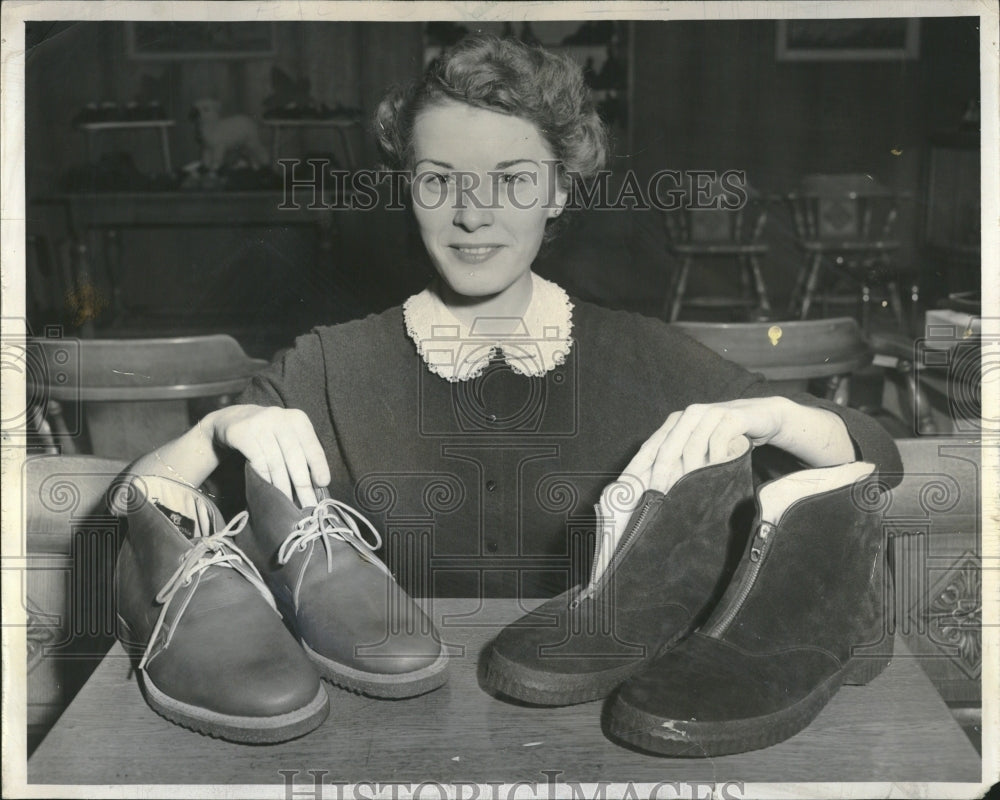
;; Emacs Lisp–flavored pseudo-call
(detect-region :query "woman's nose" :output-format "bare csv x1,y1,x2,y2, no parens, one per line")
452,178,495,231
453,203,494,231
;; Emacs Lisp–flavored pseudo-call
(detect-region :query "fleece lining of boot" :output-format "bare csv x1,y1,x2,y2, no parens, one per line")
758,462,874,525
135,475,227,538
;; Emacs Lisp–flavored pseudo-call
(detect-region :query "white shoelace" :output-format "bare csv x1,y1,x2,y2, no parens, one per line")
277,499,392,577
138,511,277,671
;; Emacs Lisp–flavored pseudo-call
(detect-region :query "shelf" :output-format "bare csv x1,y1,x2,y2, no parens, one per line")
261,118,360,127
75,119,175,172
76,120,174,131
928,129,980,149
425,42,610,52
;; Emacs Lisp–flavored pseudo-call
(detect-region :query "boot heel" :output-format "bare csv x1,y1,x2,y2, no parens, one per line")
116,615,145,662
842,636,893,686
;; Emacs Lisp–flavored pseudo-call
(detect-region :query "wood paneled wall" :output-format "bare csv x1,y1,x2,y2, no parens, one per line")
24,18,980,332
625,18,980,309
25,22,421,194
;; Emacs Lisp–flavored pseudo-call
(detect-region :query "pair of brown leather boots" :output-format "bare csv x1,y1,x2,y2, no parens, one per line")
115,465,448,744
484,437,893,757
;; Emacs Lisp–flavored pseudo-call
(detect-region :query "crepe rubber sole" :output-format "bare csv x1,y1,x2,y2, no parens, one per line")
303,641,450,698
140,672,329,744
606,651,892,757
484,647,650,706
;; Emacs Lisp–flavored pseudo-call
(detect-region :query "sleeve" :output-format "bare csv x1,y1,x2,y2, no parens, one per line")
574,303,902,487
582,305,902,490
631,313,903,489
238,332,328,415
234,330,345,479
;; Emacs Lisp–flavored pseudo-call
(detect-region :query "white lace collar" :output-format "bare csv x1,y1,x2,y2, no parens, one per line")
403,273,574,382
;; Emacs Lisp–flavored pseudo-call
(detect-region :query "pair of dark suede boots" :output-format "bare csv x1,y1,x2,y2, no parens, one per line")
115,465,448,744
484,437,893,757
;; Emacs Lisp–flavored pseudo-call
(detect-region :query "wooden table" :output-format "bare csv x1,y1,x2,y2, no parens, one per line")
27,599,982,788
263,117,361,170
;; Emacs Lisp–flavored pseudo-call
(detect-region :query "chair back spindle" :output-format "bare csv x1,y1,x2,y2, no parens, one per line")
785,173,910,329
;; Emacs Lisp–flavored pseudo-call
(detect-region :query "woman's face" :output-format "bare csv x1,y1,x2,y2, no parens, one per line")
410,100,567,301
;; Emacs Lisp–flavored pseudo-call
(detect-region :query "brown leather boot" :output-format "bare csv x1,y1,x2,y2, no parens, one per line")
607,461,893,756
483,437,755,705
115,476,328,743
237,464,448,698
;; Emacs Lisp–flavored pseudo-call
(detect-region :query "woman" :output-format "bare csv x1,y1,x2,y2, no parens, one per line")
129,35,901,598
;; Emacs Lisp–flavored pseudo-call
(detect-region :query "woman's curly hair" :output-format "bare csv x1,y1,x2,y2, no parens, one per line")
373,34,609,190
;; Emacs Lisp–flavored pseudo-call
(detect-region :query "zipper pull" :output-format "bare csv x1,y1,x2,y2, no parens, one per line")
749,522,773,563
702,519,777,638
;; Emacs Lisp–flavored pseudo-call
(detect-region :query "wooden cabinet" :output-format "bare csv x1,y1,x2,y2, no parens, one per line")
922,130,980,300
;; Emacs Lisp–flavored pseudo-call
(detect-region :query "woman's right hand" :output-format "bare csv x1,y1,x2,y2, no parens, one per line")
207,404,330,506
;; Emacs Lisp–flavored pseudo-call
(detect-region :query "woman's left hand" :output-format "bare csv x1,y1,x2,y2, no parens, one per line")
610,395,856,499
593,397,854,581
592,397,787,581
623,397,790,495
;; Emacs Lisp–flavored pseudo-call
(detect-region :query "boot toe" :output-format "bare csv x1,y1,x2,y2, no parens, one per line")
148,608,322,718
297,590,443,675
618,633,841,722
228,647,325,716
492,591,654,676
356,635,443,675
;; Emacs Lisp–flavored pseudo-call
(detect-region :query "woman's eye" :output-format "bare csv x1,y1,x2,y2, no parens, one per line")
499,172,528,184
419,172,452,188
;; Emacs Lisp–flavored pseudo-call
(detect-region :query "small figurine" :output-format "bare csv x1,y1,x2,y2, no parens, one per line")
189,98,268,172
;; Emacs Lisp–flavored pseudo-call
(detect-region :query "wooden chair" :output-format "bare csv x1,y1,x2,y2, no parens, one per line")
664,180,772,322
867,328,940,436
785,174,912,331
27,234,71,325
21,454,128,751
672,316,872,403
28,334,268,460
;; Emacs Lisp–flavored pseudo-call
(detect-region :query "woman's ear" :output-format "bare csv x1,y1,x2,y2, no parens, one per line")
548,183,569,218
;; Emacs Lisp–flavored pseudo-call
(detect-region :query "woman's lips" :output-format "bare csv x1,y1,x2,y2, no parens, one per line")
449,245,504,264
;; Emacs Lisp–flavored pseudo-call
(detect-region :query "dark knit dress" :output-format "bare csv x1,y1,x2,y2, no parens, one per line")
238,299,901,597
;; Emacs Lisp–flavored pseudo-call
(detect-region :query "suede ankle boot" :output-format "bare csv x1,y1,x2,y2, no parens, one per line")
237,464,448,698
607,461,893,756
483,437,755,705
115,476,329,743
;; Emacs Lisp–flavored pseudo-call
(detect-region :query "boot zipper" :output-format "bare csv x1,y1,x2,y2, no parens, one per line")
702,521,775,638
570,496,657,609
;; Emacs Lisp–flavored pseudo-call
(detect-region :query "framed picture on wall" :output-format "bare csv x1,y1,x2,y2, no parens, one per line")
126,22,275,59
776,18,919,61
